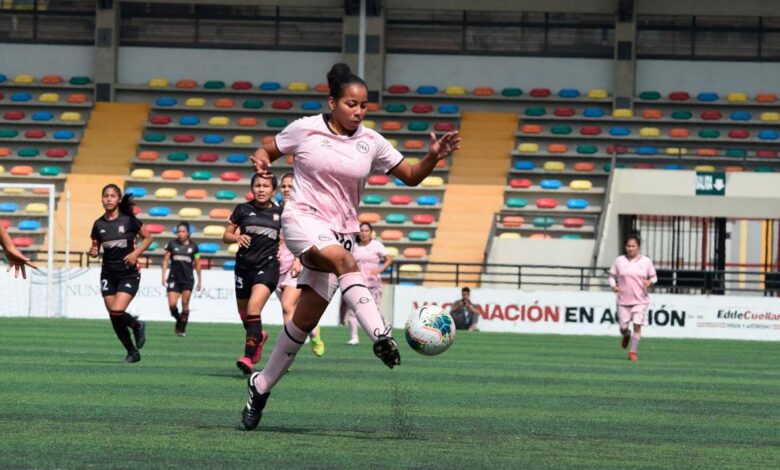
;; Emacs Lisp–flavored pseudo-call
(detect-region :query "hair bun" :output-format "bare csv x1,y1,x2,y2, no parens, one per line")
327,62,352,86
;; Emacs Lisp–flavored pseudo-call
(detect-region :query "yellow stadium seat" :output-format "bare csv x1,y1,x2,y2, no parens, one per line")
130,168,154,179
203,225,225,237
184,97,206,107
38,93,59,102
228,243,239,254
232,135,253,145
569,180,593,190
639,127,661,137
385,246,399,257
148,78,169,88
760,112,780,122
612,108,633,118
178,207,202,218
26,203,48,213
208,116,230,126
362,120,376,129
543,161,565,171
406,157,420,165
0,165,4,175
445,86,466,95
387,139,398,148
60,112,81,121
665,147,688,155
518,143,539,153
399,264,423,274
154,188,178,199
422,176,444,187
587,89,608,99
14,74,35,84
727,92,747,103
287,82,309,91
694,165,716,172
499,232,521,239
3,187,24,195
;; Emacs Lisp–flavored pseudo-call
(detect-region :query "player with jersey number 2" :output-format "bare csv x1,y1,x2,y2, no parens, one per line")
241,63,461,430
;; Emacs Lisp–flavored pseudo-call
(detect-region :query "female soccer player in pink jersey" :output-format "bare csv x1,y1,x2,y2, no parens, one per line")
275,172,326,357
0,222,37,278
241,63,460,430
608,236,657,362
343,222,393,345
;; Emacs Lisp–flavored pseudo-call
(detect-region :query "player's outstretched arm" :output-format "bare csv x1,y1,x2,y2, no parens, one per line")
391,131,461,186
0,223,37,278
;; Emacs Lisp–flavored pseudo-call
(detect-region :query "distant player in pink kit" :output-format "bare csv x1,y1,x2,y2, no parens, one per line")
343,222,393,345
240,63,461,430
275,172,326,357
608,236,657,362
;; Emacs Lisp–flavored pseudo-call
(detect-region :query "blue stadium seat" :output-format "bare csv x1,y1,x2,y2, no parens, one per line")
417,195,439,206
636,146,658,155
609,127,630,136
583,108,605,118
393,177,407,187
513,161,535,170
223,260,236,270
53,130,75,139
567,198,589,210
0,73,6,83
179,115,200,125
155,97,177,107
11,92,32,102
417,85,438,95
664,164,683,170
32,111,53,121
18,220,40,231
730,111,751,121
148,207,171,217
301,101,321,111
125,187,147,198
0,202,19,212
540,179,562,190
203,134,224,144
260,82,281,91
558,88,580,98
438,104,459,114
697,92,719,102
758,130,779,140
199,242,220,254
226,153,248,164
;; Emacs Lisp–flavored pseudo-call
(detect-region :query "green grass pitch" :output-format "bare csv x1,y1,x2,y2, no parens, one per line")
0,317,778,469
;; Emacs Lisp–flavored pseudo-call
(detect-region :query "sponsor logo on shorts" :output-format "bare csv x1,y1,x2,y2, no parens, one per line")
356,141,369,153
124,283,132,288
358,297,370,304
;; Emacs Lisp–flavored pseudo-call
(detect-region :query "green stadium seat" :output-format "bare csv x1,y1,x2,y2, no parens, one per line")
726,149,746,158
576,145,598,155
243,99,263,109
551,125,572,135
18,148,39,157
69,76,91,85
204,80,226,89
501,87,522,97
533,217,555,228
408,230,431,242
267,118,287,128
639,91,661,100
385,213,408,224
215,190,236,200
143,133,165,142
407,121,428,131
167,152,189,162
699,129,720,138
754,167,775,173
385,103,407,113
39,166,60,176
506,197,528,208
362,194,385,204
524,106,545,117
671,110,692,120
603,162,627,171
191,170,213,181
0,129,19,138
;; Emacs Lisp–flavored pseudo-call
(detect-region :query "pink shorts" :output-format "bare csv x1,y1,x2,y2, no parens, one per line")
274,269,298,299
618,304,649,328
281,210,356,301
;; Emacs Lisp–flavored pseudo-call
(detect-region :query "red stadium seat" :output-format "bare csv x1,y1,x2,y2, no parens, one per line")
390,194,412,205
197,153,219,162
669,91,690,101
535,198,558,209
728,130,749,139
701,111,722,120
231,81,252,90
173,134,194,143
530,88,551,97
145,224,165,234
221,171,242,181
387,84,410,94
368,175,389,185
606,145,627,154
272,100,293,110
757,150,778,158
132,206,142,216
245,191,254,201
509,178,532,189
412,214,435,225
435,159,447,169
150,115,172,125
3,111,24,120
12,237,33,248
633,163,655,169
434,122,455,132
1,219,10,229
45,148,68,158
412,104,433,114
554,107,575,117
563,217,585,228
580,126,602,135
24,130,46,139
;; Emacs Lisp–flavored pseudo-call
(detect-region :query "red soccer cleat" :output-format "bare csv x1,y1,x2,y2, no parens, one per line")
621,335,630,349
251,330,269,364
628,352,637,362
236,356,253,375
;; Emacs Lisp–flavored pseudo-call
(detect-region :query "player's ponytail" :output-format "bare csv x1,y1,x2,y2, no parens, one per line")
327,63,366,100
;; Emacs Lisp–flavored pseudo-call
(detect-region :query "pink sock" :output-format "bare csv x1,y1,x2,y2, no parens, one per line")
338,272,387,342
346,310,359,340
630,332,641,353
253,320,307,394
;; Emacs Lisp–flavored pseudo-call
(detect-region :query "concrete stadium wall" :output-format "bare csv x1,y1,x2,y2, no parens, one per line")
0,44,93,77
636,60,780,96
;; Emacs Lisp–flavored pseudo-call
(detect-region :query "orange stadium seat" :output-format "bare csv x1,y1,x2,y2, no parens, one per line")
573,162,595,172
41,75,63,84
473,87,494,96
0,148,10,157
404,140,424,149
185,189,208,199
215,98,235,108
367,102,380,112
756,93,777,103
521,124,542,134
138,151,159,161
725,166,744,172
530,233,552,240
315,83,329,93
176,79,197,89
547,144,568,153
502,215,524,227
403,247,427,258
262,136,274,145
696,148,718,156
641,109,663,119
669,128,690,138
359,212,380,223
381,121,402,131
66,94,88,103
162,169,184,180
11,165,33,176
238,117,258,126
209,208,231,219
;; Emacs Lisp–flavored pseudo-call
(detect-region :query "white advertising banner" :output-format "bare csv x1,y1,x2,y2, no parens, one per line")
393,286,780,341
62,268,342,326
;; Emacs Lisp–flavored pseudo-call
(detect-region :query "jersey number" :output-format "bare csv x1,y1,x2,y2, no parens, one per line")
235,275,244,290
101,279,108,291
334,232,353,252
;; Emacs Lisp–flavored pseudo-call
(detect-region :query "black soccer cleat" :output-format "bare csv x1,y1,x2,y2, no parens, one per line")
241,372,270,431
123,350,141,363
132,318,146,349
373,328,401,369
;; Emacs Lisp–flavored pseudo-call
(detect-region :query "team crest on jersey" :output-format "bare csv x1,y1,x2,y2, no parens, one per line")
273,214,280,221
356,141,369,153
118,226,125,233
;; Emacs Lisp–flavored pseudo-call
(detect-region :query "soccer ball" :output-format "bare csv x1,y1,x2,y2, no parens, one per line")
404,305,456,356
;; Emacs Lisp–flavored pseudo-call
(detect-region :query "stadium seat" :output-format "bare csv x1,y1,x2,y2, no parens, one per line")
727,92,747,103
174,134,195,143
669,128,690,138
408,121,428,131
235,117,257,127
148,206,170,217
665,147,687,155
403,247,427,258
166,152,189,162
66,94,88,104
272,100,293,110
416,85,438,95
362,194,385,205
664,164,683,170
39,166,60,176
154,187,177,199
701,111,723,120
532,217,555,229
12,92,33,102
588,89,608,99
174,79,197,89
506,197,527,208
695,165,716,172
203,225,225,237
524,106,545,117
381,121,402,131
499,232,521,239
125,186,147,198
388,84,410,94
582,108,604,118
573,162,595,172
729,130,750,139
212,98,234,108
724,165,743,172
697,92,719,102
259,81,280,91
639,91,661,100
0,129,18,138
404,140,424,149
46,148,67,158
521,124,542,134
580,126,601,136
408,230,430,242
25,130,46,139
544,161,565,171
226,154,248,164
517,143,539,153
502,215,524,228
612,109,632,118
198,242,219,253
367,102,380,112
563,217,585,228
698,129,720,139
10,165,32,176
17,220,40,231
232,135,253,144
554,107,575,117
368,175,389,185
696,148,717,157
412,214,435,225
513,161,535,171
438,104,459,114
42,74,63,84
13,74,34,84
576,145,598,155
501,87,522,97
138,150,159,161
729,112,752,122
301,101,321,111
32,111,53,121
416,195,438,205
759,130,779,140
540,179,562,190
3,111,24,120
287,82,308,92
214,190,236,201
220,171,241,181
756,93,777,103
547,144,568,153
18,148,39,157
509,178,531,189
12,237,33,248
445,86,466,95
671,110,692,120
535,198,558,209
570,180,593,190
639,127,661,137
642,109,663,119
380,230,403,241
184,97,205,108
150,115,172,125
473,87,494,96
760,112,780,122
385,213,407,224
209,208,232,219
669,91,690,101
231,81,252,90
757,150,778,158
178,207,202,219
148,78,169,88
267,118,287,128
551,125,572,135
0,147,9,157
208,116,229,126
609,127,630,136
359,212,381,224
361,120,376,129
412,104,433,114
566,199,589,209
0,202,17,213
530,88,551,98
558,88,580,98
130,168,154,179
726,149,746,158
636,146,657,155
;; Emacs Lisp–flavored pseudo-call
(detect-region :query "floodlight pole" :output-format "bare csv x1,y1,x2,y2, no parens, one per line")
358,0,366,78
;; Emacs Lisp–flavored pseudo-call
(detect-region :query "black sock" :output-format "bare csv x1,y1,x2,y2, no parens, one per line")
169,305,180,321
244,316,263,358
109,312,136,353
122,312,137,329
180,309,189,333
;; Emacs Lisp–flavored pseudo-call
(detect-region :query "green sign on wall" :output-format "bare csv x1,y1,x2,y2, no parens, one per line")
696,172,726,196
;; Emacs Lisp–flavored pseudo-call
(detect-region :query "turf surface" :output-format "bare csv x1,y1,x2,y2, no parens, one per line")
0,318,778,469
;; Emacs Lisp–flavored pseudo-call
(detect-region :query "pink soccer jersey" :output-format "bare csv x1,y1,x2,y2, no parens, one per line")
274,114,404,233
353,239,389,289
277,231,295,274
608,255,658,305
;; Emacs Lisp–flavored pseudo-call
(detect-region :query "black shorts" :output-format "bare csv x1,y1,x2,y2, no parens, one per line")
101,270,140,297
166,278,194,293
234,264,279,299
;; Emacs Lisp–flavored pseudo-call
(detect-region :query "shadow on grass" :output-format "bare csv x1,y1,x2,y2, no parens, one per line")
195,424,424,441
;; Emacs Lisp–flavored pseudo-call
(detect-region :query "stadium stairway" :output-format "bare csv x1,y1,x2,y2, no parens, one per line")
425,112,516,286
49,103,148,252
